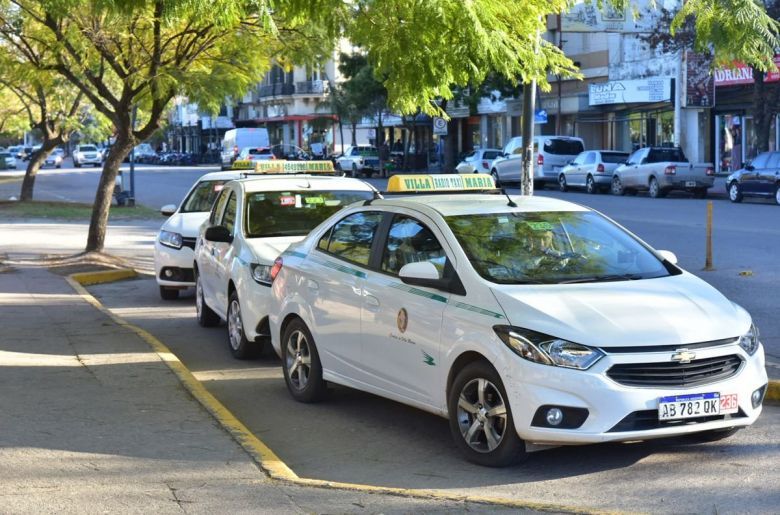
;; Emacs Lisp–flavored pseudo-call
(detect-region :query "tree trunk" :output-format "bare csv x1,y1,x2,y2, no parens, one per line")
350,122,357,146
20,138,60,201
85,128,134,253
751,70,779,154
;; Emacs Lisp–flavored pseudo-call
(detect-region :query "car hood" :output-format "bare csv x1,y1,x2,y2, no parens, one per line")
245,236,305,263
160,211,210,237
491,273,750,348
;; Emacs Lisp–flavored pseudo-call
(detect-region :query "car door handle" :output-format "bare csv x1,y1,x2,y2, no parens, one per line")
363,293,380,312
307,279,319,293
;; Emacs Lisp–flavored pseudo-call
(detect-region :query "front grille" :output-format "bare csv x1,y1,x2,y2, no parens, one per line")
606,355,742,387
181,237,197,250
608,408,747,432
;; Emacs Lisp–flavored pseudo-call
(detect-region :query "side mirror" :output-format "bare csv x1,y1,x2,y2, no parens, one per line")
204,225,233,243
625,161,632,166
400,262,440,281
657,250,678,265
745,164,755,171
160,204,177,217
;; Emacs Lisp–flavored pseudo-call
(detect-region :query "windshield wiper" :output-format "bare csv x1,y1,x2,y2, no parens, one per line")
559,274,644,284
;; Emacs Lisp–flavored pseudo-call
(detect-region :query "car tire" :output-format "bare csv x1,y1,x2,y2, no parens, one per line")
195,273,220,327
648,177,666,198
687,427,741,442
611,176,626,196
227,291,260,359
448,360,526,467
281,319,326,403
491,170,502,188
159,286,179,301
586,175,598,194
351,163,358,178
74,163,81,168
775,184,780,205
558,174,568,192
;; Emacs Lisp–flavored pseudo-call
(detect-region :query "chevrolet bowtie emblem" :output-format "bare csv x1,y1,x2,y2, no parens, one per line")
671,349,696,363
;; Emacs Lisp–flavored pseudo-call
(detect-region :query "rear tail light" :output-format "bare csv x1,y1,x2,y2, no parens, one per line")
596,163,605,173
536,154,544,166
705,167,715,176
664,165,676,175
482,161,489,169
247,155,254,160
270,257,283,282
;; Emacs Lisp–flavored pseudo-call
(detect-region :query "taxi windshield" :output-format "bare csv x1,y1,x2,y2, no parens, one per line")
181,180,229,213
445,211,672,284
245,190,374,238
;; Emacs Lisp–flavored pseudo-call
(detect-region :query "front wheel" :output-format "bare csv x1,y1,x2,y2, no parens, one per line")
775,184,780,205
558,174,568,192
448,361,526,467
351,163,359,178
227,291,260,359
728,182,743,203
611,176,626,196
195,274,219,327
282,319,326,403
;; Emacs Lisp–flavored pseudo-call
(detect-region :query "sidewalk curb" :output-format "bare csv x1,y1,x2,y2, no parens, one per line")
65,270,777,514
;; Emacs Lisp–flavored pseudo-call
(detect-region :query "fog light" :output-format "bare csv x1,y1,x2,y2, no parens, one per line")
164,269,174,277
752,385,766,408
546,408,563,426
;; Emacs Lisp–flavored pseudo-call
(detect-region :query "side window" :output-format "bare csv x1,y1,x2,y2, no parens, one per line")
572,153,585,165
351,148,360,156
584,152,596,165
751,152,771,169
766,152,780,169
317,227,332,251
210,189,230,225
382,216,446,276
222,192,237,233
323,211,383,267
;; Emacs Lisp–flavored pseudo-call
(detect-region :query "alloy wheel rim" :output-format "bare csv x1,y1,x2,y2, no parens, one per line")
730,184,738,201
228,299,243,350
587,177,594,193
456,377,508,453
559,176,566,191
286,330,312,391
650,180,658,196
775,187,780,205
196,280,203,317
612,177,622,194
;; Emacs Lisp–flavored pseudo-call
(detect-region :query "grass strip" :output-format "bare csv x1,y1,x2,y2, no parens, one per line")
0,200,158,220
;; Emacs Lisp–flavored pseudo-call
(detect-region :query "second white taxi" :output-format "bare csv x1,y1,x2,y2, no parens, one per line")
269,174,768,466
194,165,377,358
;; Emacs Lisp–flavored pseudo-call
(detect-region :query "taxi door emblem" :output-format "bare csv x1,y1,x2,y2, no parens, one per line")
397,308,408,333
671,349,696,364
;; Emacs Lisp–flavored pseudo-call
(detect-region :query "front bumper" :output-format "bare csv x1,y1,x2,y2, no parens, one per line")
500,343,767,445
154,240,196,287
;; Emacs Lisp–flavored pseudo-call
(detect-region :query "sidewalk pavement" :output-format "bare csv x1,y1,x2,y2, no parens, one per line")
0,265,521,514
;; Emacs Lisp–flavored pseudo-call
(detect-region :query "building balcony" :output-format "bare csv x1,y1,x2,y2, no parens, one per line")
295,80,329,96
258,82,296,98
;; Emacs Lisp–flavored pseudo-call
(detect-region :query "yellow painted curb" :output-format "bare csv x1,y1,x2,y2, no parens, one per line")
766,380,780,402
63,270,643,514
71,268,137,286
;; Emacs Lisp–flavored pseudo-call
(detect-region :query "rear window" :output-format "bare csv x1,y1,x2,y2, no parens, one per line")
245,190,374,238
80,146,97,152
648,148,687,163
543,139,584,156
248,148,272,155
180,180,229,213
601,152,629,164
483,150,501,160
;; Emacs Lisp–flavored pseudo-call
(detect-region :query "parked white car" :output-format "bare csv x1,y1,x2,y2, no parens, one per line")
73,144,103,167
491,136,585,189
155,171,244,300
456,148,502,174
611,147,715,198
194,173,376,359
269,173,767,467
559,150,630,194
335,145,380,177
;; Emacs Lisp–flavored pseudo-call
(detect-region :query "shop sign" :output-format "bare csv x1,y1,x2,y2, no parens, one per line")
561,1,626,32
684,51,715,108
714,56,780,86
534,110,548,124
588,78,671,106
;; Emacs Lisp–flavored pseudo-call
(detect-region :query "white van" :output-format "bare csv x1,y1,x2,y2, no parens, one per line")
491,135,585,188
221,128,270,169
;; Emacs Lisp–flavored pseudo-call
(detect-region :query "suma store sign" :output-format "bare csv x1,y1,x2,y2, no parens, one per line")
589,78,672,106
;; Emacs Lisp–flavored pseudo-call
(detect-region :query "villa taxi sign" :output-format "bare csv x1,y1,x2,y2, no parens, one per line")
232,160,336,173
387,174,495,192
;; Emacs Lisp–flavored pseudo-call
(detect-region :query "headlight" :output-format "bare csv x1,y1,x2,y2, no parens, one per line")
251,263,272,285
738,324,760,356
158,230,183,249
493,326,604,370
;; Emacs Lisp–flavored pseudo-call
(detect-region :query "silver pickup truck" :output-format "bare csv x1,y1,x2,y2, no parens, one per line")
611,147,715,198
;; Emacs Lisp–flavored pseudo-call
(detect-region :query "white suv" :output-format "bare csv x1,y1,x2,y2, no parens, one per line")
194,174,376,359
73,144,103,167
491,136,585,189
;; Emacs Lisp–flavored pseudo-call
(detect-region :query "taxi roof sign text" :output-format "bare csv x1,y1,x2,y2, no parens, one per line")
232,160,336,173
387,174,495,193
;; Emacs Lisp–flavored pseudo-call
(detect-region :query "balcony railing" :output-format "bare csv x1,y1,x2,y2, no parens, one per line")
258,82,295,98
295,80,329,95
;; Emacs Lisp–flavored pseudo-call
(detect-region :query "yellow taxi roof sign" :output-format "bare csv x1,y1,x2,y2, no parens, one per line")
387,174,495,193
232,160,336,173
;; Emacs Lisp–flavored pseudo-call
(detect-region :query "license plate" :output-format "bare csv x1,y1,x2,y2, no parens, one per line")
685,180,696,187
658,392,729,421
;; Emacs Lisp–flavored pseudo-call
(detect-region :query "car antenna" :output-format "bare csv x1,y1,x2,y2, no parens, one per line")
501,188,517,207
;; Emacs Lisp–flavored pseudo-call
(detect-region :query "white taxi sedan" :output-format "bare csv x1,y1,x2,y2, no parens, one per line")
269,174,768,467
155,171,243,300
194,169,377,359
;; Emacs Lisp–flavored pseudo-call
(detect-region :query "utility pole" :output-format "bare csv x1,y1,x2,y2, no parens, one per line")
128,106,137,207
555,14,563,135
520,79,536,196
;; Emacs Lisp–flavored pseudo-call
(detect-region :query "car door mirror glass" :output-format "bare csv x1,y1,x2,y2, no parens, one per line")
657,249,678,265
204,225,233,243
160,204,177,217
399,261,441,281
